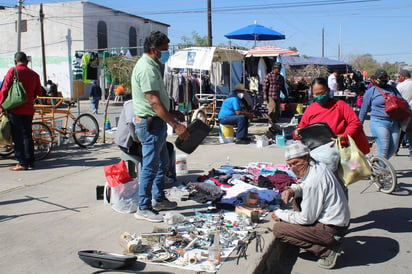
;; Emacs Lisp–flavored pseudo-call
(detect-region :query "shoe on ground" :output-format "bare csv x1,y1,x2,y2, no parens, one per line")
134,208,163,222
152,198,177,211
9,164,28,171
317,246,342,269
235,138,251,145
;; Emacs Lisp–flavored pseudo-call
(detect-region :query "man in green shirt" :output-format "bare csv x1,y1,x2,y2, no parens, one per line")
132,31,189,222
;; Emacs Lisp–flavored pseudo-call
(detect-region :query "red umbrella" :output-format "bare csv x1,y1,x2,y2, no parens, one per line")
245,45,298,57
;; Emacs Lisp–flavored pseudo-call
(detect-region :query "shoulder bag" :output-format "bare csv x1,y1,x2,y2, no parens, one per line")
1,67,28,110
376,86,411,121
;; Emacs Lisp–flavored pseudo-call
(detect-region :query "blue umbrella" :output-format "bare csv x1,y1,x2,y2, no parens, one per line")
224,23,285,42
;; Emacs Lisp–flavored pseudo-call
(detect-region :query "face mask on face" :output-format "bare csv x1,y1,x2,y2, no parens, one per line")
313,94,330,105
237,92,244,99
158,50,170,64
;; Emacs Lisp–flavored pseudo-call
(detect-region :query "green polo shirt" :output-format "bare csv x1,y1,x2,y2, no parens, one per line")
131,54,170,117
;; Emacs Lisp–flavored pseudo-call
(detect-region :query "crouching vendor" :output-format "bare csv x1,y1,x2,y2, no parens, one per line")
255,143,350,273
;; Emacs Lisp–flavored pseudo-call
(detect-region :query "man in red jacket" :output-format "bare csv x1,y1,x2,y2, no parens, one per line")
0,52,43,170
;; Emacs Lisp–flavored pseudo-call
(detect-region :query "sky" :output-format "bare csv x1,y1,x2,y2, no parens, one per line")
1,0,412,65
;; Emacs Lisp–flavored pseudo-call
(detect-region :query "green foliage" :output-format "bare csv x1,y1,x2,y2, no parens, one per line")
178,31,209,48
103,56,138,91
349,54,381,78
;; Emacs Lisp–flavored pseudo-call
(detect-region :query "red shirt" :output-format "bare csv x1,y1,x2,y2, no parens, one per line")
298,99,370,154
0,63,42,115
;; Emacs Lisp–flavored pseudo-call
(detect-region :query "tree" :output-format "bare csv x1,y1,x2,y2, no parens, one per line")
178,31,209,48
348,54,380,77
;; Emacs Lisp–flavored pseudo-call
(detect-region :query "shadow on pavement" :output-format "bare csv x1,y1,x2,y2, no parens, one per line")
349,207,412,234
339,235,399,267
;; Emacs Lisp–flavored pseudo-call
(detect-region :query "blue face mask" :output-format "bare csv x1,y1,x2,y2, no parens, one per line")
313,94,330,105
159,50,170,64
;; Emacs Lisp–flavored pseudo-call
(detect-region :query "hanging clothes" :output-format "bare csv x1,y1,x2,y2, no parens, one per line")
257,57,267,85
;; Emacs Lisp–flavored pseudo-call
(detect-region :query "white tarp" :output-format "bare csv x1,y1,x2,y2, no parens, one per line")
168,47,243,70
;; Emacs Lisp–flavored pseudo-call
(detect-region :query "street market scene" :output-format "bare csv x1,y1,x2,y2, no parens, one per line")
0,1,412,274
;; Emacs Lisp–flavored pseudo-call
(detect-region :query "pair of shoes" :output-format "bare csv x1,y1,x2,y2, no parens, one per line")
9,164,28,171
317,246,342,269
235,138,251,145
134,208,163,222
153,198,177,211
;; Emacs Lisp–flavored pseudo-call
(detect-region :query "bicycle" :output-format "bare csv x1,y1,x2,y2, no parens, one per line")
33,96,99,148
0,121,53,160
362,137,397,194
299,122,397,194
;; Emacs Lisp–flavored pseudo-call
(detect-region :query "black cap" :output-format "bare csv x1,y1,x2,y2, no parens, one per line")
273,62,281,69
399,69,411,78
374,69,388,79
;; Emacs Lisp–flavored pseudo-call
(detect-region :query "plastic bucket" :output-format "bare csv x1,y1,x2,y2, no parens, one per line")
175,154,188,175
219,124,234,144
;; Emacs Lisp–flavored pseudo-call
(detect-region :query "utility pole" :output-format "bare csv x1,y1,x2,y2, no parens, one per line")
40,4,47,85
207,0,212,46
321,26,324,57
338,23,342,60
17,0,24,52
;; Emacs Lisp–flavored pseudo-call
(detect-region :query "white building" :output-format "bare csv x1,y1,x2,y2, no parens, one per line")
0,1,169,99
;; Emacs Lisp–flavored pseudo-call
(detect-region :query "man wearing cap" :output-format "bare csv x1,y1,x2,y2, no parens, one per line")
263,62,288,133
89,80,102,114
257,143,349,271
397,69,412,158
359,69,402,159
218,83,254,144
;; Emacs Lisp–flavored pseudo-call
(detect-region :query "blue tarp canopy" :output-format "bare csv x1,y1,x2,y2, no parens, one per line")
282,56,352,73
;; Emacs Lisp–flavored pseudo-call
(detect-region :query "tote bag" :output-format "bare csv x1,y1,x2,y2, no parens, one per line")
1,68,28,110
337,135,371,186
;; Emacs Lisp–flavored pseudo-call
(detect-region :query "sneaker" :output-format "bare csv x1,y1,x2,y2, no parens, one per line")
153,198,177,211
317,246,342,269
134,208,163,222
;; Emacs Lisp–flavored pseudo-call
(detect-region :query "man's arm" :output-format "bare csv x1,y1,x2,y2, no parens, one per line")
145,90,189,140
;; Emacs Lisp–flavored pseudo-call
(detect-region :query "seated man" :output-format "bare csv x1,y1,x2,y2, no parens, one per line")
256,143,350,273
115,100,176,182
217,83,254,145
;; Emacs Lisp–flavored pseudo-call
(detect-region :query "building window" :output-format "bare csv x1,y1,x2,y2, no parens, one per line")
129,27,137,56
97,21,108,50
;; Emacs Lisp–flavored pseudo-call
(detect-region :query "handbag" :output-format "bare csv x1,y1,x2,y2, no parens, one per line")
376,87,412,121
1,67,28,110
0,113,11,145
337,135,371,186
298,122,336,150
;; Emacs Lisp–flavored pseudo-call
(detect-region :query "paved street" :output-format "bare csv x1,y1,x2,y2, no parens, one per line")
1,100,411,273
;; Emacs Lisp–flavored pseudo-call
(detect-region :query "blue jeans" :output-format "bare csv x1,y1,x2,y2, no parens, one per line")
219,115,249,139
8,112,34,167
370,116,400,159
91,98,99,113
134,117,168,209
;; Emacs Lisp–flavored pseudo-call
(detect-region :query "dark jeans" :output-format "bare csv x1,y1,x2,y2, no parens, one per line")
8,112,34,168
219,115,249,139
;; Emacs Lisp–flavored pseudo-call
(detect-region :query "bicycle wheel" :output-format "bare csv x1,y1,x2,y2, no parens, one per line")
369,155,397,194
72,113,99,148
32,122,53,160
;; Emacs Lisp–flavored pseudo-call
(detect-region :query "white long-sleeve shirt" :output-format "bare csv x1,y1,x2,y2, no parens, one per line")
275,161,350,227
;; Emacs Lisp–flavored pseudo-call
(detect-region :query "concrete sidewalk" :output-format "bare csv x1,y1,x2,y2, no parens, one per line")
1,101,411,273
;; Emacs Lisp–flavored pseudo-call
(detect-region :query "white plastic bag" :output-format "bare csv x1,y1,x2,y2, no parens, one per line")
107,179,139,213
310,141,339,172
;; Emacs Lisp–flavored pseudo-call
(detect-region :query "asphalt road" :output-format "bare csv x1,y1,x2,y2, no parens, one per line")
0,100,411,273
